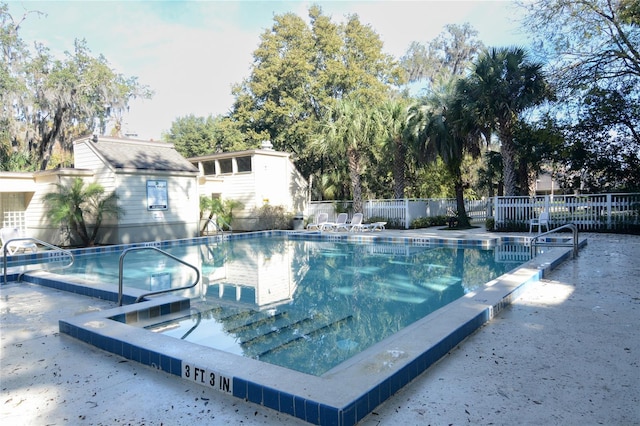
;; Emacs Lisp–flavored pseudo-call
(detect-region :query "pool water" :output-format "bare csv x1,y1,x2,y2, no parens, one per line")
55,236,528,376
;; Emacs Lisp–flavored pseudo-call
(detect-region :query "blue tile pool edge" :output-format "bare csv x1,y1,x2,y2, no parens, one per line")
56,239,585,426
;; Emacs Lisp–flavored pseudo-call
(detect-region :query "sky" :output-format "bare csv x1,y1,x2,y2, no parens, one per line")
8,1,529,141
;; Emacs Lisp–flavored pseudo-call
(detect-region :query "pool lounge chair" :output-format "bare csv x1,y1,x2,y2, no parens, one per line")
1,227,38,255
328,213,350,231
529,211,550,234
364,221,386,231
306,212,329,230
347,213,366,232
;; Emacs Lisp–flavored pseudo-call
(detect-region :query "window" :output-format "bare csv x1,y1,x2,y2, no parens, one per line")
202,161,216,175
219,158,233,174
236,156,252,173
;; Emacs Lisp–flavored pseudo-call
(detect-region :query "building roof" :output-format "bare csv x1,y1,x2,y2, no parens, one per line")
78,136,198,173
188,139,292,162
188,148,291,162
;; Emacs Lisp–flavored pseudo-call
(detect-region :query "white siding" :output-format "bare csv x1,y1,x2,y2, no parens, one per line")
254,155,288,208
116,173,198,225
193,150,309,231
221,173,257,212
74,142,116,192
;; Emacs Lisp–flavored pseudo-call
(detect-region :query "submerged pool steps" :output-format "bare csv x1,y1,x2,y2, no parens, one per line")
150,301,356,370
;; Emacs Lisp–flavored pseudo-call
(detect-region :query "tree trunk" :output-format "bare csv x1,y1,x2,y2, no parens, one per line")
454,172,470,228
39,107,66,171
73,206,91,247
392,137,406,199
348,147,363,213
501,141,518,196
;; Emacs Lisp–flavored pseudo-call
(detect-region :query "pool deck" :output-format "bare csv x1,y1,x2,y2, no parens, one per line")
1,228,639,425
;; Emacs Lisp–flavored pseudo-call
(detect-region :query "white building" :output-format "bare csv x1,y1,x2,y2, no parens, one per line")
1,137,308,246
189,141,308,231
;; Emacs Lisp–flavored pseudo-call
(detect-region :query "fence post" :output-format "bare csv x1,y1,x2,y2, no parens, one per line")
607,193,612,230
544,195,550,213
403,198,408,229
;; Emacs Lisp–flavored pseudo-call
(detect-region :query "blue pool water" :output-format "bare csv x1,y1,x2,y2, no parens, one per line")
47,236,530,376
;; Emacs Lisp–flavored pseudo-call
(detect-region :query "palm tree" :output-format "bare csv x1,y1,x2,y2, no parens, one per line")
378,98,412,199
459,47,551,196
44,177,123,247
313,99,382,213
199,196,243,233
409,81,486,227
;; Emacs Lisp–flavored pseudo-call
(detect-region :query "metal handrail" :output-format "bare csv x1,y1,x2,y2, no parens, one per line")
3,237,75,284
118,246,200,306
530,223,579,258
206,218,232,234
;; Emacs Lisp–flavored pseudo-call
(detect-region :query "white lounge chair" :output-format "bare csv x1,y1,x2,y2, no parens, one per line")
347,213,365,232
365,221,386,231
328,213,350,231
529,211,550,234
1,227,38,255
306,212,329,230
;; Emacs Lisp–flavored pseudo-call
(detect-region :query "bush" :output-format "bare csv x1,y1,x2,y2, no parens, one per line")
485,217,495,231
255,205,292,230
495,219,529,232
367,216,403,229
410,217,431,229
410,215,448,229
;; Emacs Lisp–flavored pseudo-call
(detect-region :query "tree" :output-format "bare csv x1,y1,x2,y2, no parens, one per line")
412,82,485,228
400,23,484,88
521,0,640,89
43,177,123,247
199,196,243,233
512,116,565,195
558,85,640,192
164,114,248,158
230,5,401,181
376,97,413,198
1,3,37,170
312,99,382,213
458,47,552,196
520,0,640,193
476,150,503,198
1,5,152,171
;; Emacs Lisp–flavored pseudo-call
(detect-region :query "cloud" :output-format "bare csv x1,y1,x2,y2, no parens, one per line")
10,1,527,141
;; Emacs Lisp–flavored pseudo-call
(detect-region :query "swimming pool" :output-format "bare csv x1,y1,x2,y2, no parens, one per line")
128,237,526,376
15,235,526,376
46,231,581,425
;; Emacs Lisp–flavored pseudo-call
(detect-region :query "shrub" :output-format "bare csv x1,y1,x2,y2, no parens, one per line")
255,205,292,230
410,215,449,229
367,216,403,229
44,177,123,247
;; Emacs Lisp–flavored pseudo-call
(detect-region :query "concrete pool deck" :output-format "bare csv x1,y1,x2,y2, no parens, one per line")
1,229,639,425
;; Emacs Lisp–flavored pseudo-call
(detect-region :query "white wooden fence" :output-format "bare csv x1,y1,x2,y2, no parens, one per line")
308,193,640,231
308,198,488,229
493,193,640,231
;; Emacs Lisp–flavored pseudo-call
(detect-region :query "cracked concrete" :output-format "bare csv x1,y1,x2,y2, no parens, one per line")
2,232,639,425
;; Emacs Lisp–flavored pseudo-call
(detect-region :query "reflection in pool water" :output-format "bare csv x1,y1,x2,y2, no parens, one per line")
74,237,529,376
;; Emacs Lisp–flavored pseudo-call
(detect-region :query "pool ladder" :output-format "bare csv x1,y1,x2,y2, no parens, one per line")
529,223,579,258
3,237,75,284
204,218,232,235
118,246,200,306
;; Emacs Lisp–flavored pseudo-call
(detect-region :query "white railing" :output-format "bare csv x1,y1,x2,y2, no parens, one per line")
308,193,640,230
494,193,640,231
308,198,489,229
